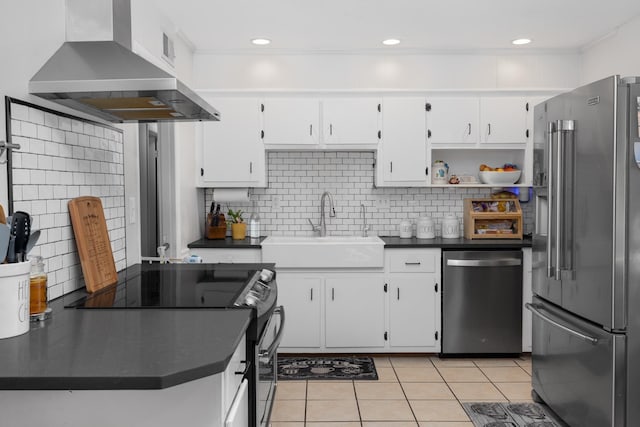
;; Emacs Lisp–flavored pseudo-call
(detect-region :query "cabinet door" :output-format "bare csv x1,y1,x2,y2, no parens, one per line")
389,275,438,348
199,98,264,187
379,97,428,185
261,98,319,145
480,97,528,144
322,98,381,145
325,275,385,348
277,274,322,348
426,97,479,145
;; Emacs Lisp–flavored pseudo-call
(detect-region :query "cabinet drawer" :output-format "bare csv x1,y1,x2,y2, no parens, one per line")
387,249,438,273
197,249,261,264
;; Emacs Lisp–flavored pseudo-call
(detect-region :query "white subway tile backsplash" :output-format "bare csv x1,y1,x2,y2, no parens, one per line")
205,151,535,237
21,122,37,138
11,102,125,300
58,116,71,131
28,108,45,125
37,125,52,141
12,104,29,121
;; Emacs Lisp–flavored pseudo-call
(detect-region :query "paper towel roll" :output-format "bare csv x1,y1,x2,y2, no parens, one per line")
214,188,250,202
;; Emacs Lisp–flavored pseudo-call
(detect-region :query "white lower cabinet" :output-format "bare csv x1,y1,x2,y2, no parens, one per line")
277,251,440,353
388,277,438,348
385,249,441,352
325,275,386,348
0,336,249,427
277,273,322,348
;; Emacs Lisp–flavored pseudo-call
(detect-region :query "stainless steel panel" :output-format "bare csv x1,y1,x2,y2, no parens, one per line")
560,76,617,329
530,297,625,427
442,250,522,354
533,100,562,306
624,81,640,427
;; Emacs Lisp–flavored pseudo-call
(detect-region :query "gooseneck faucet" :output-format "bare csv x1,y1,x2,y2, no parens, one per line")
308,191,336,237
360,203,370,237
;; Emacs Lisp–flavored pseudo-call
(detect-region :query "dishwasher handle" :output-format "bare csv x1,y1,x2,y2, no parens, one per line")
525,303,599,344
446,258,522,267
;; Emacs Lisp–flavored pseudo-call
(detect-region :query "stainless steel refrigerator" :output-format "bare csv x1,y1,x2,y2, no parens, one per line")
530,75,640,427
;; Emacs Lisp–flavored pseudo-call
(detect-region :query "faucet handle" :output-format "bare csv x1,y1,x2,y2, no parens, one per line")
307,218,320,233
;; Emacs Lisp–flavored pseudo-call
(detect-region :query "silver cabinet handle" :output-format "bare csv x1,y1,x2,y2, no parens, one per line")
467,123,471,135
397,288,400,300
526,303,598,344
488,123,491,135
446,258,521,267
405,262,421,265
310,124,313,136
330,124,333,135
249,161,253,174
310,288,313,301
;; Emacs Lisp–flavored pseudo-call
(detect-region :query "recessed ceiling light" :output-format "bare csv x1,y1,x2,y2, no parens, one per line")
251,38,271,46
512,38,532,45
382,39,401,46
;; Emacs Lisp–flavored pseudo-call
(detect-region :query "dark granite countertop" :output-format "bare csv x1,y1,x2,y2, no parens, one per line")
381,236,532,249
188,236,265,249
189,235,531,250
0,277,253,390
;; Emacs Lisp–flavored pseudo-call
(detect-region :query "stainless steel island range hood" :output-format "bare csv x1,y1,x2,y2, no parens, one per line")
29,0,219,123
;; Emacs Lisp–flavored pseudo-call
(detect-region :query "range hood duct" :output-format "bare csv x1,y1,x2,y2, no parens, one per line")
29,0,219,123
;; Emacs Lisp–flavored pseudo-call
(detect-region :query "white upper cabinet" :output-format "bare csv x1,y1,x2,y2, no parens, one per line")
260,98,320,145
260,97,380,148
322,98,381,145
426,97,480,145
377,97,429,186
480,97,529,144
197,97,266,187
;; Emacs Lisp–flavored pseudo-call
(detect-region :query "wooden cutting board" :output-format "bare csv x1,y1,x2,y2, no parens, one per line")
68,196,118,293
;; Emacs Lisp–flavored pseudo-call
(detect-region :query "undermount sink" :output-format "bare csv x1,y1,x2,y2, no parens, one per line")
261,235,385,268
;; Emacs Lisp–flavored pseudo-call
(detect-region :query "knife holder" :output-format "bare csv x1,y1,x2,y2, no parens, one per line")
206,213,227,239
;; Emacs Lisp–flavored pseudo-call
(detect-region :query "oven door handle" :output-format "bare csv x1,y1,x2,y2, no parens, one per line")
259,306,285,360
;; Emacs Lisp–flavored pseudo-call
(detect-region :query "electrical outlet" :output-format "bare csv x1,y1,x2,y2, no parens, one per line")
272,196,281,210
376,199,390,209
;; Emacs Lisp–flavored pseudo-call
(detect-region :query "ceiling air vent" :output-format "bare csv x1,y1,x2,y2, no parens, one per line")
162,32,176,66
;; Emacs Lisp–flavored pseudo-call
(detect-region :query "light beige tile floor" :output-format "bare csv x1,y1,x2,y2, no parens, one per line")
272,354,532,426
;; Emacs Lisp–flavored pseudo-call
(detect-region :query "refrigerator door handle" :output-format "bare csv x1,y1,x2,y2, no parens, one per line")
526,303,599,344
546,121,555,278
554,120,576,279
555,120,564,279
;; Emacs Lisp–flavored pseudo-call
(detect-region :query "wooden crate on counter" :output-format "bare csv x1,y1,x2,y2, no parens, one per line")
463,198,523,239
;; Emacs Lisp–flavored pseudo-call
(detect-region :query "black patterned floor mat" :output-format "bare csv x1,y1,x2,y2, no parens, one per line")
463,402,563,427
278,356,378,380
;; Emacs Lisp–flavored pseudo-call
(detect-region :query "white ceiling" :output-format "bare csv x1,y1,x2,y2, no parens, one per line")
150,0,640,53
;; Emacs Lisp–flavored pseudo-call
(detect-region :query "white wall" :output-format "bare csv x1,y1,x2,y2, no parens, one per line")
194,52,581,91
0,1,65,207
581,14,640,83
0,1,201,264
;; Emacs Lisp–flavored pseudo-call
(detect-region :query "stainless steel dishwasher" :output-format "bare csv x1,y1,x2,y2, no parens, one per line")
442,250,523,355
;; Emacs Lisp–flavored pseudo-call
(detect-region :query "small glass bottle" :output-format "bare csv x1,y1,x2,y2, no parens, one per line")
29,256,47,315
249,200,261,239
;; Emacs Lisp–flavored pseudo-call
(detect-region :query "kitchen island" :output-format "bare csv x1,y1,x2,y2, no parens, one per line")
0,270,254,427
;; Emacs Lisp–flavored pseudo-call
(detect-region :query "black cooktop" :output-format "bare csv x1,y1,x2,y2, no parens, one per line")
66,263,272,309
